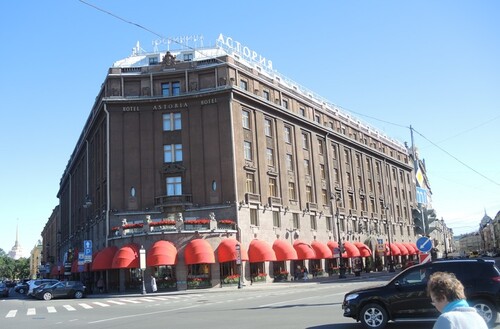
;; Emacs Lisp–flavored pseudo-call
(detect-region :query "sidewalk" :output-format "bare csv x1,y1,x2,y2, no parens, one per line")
88,270,396,299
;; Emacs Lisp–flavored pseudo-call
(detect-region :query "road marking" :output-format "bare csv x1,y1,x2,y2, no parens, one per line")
27,308,36,315
6,310,17,318
47,306,57,313
63,305,76,311
140,298,156,302
79,303,93,309
119,299,141,304
93,302,111,307
106,300,125,305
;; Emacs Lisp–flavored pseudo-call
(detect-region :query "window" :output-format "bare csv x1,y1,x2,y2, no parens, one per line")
166,176,182,196
183,53,193,61
246,173,255,193
302,133,309,150
161,81,180,96
240,79,248,91
321,189,328,204
282,99,289,109
149,57,158,65
286,154,294,172
318,139,324,155
319,164,326,179
264,119,272,137
306,186,313,202
292,213,300,229
164,144,183,162
326,216,332,231
300,108,305,117
284,126,292,144
304,159,311,175
310,215,317,230
268,177,277,197
163,113,182,131
344,149,350,164
314,114,320,123
346,172,352,188
273,211,281,228
263,90,270,101
334,168,340,184
288,182,296,200
266,148,275,167
242,110,250,129
250,208,259,226
244,141,252,161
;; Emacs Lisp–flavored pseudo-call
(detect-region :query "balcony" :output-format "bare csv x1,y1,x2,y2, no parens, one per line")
268,196,282,207
245,193,261,204
155,194,193,208
307,202,318,212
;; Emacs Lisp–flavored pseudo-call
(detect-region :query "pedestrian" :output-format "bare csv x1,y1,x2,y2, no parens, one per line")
150,275,157,292
294,265,301,281
427,271,488,329
96,277,104,293
302,266,308,280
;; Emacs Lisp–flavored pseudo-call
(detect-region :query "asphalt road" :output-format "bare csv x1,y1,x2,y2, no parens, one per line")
1,272,497,329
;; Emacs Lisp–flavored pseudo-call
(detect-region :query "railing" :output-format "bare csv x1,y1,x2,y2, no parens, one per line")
155,194,193,207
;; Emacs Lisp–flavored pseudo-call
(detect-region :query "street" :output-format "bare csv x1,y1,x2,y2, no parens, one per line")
1,274,498,329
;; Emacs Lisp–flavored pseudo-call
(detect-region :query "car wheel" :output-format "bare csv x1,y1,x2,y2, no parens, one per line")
360,303,388,329
19,288,25,294
471,299,497,326
42,292,52,301
74,291,83,299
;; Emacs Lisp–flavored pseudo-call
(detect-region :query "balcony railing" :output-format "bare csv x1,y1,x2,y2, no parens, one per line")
155,194,193,208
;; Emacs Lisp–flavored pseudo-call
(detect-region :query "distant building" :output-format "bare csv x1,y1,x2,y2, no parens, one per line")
8,222,24,260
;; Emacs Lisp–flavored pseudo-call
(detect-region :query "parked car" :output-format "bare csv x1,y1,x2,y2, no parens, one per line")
33,281,86,300
0,282,9,297
14,281,29,294
27,279,59,296
342,258,500,328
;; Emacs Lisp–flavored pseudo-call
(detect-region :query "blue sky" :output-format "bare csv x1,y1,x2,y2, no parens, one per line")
1,1,499,256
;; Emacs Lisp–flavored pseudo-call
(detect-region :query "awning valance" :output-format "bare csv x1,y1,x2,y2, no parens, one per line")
293,240,316,260
402,243,416,255
91,246,118,271
147,240,178,266
272,239,298,261
248,239,276,263
386,243,401,256
311,241,332,259
112,244,140,269
217,239,248,263
395,243,409,256
343,241,361,258
354,242,372,257
184,239,215,265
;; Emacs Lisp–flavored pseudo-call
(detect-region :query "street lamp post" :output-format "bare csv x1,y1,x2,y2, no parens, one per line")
385,205,395,272
236,244,242,289
335,207,347,279
139,245,147,295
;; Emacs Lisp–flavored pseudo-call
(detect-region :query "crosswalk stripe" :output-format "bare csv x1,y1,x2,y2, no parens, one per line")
79,303,93,309
106,300,125,305
92,302,110,307
6,310,17,318
140,298,156,302
119,299,141,304
63,305,76,311
47,306,56,313
27,308,36,315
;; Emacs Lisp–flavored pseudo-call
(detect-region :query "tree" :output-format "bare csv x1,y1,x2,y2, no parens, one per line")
0,253,31,279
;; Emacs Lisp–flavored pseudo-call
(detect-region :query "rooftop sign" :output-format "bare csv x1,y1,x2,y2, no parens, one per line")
216,33,273,71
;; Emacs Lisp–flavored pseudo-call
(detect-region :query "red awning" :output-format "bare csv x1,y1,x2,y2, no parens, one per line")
248,239,277,263
71,259,80,273
217,239,248,263
354,242,372,257
386,243,401,256
327,241,347,258
395,243,409,256
272,240,298,261
293,240,316,260
147,240,178,266
411,243,421,254
112,244,140,269
403,243,416,255
311,241,332,259
343,241,361,258
91,246,118,271
184,239,215,265
50,264,61,276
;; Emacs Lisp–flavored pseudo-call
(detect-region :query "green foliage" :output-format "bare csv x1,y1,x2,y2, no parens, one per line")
0,253,31,279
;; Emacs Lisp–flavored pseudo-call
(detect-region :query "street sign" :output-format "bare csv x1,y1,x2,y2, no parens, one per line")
333,247,340,258
84,240,92,263
236,244,241,265
419,253,431,264
416,236,432,253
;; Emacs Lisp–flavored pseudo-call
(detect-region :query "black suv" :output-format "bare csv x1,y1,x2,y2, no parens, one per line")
342,258,500,328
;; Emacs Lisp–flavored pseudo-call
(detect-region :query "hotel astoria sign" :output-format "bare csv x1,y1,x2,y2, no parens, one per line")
216,33,273,71
122,99,217,112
